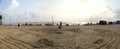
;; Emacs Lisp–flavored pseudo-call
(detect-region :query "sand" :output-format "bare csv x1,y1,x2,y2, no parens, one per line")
0,25,120,49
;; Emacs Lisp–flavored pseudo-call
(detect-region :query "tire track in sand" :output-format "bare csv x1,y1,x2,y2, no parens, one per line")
0,37,33,49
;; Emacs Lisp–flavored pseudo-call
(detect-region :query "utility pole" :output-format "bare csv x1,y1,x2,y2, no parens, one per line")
52,16,54,25
3,14,6,25
24,11,28,24
90,16,92,25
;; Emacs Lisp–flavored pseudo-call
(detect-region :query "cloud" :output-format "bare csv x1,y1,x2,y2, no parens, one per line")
4,0,19,11
50,0,109,22
26,7,53,22
2,0,119,24
114,9,120,19
21,0,120,23
25,0,116,23
10,0,19,9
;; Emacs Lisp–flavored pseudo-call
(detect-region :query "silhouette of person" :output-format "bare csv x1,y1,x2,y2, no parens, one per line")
59,21,62,29
18,23,20,27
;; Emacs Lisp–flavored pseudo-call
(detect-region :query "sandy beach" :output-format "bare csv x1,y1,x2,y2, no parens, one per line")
0,25,120,49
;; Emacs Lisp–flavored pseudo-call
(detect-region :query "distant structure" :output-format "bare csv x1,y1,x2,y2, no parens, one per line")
25,22,28,26
108,22,113,25
116,20,120,24
84,23,90,26
66,24,69,26
0,15,2,25
45,23,54,26
99,20,107,25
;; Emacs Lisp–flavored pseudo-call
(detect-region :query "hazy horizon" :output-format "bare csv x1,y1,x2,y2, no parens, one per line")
0,0,120,24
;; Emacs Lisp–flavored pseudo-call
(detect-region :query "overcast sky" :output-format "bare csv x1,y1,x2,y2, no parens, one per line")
0,0,120,24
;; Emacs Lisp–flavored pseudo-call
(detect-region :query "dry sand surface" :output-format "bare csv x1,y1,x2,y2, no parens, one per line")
0,25,120,49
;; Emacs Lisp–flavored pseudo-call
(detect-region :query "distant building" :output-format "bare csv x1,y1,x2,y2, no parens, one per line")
116,21,120,24
108,22,113,25
99,20,107,25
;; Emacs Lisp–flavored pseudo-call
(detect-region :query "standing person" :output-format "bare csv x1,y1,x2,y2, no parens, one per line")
18,23,20,27
59,21,62,29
